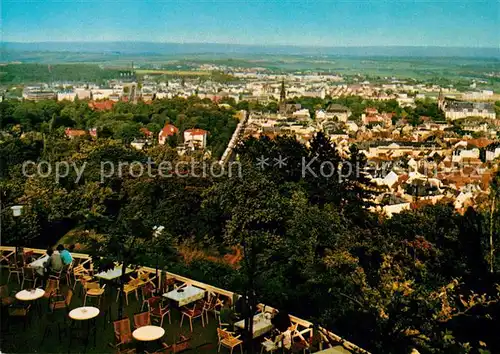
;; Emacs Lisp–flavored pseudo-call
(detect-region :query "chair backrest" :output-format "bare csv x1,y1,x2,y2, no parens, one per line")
8,254,21,269
0,284,9,298
133,311,151,328
217,328,231,340
73,264,86,275
147,296,161,309
142,283,154,298
113,318,132,344
23,266,35,279
195,301,204,311
45,279,59,292
129,278,141,287
86,282,100,290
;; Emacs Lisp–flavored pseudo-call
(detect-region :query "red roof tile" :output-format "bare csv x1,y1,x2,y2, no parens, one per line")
88,100,116,111
159,124,179,137
185,128,208,136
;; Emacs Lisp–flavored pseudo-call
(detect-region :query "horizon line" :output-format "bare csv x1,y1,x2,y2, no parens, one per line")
2,41,499,50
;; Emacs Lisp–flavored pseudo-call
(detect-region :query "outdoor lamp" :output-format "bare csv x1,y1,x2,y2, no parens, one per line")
11,205,24,261
152,225,165,293
11,205,23,217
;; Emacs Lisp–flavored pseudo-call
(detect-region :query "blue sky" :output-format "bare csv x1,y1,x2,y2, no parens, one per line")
2,0,499,47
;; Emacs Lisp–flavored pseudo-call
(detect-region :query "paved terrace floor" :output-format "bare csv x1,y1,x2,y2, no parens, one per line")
0,269,225,354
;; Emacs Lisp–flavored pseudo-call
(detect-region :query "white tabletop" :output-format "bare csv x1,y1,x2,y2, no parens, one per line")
133,325,165,341
69,306,100,320
95,266,134,280
234,313,273,338
30,255,49,268
16,288,45,301
163,285,205,307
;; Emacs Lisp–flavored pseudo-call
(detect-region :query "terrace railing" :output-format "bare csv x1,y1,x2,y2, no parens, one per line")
0,245,370,353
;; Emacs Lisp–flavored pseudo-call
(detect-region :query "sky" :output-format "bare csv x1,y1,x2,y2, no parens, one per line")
1,0,499,47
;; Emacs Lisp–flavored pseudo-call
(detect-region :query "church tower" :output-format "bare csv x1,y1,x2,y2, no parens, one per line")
279,79,286,103
437,89,445,110
279,79,287,114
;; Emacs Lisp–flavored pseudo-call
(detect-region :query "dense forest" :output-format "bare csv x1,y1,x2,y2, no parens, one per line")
1,97,499,354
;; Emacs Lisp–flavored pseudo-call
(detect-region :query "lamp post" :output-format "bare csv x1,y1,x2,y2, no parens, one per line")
10,205,24,261
153,226,164,294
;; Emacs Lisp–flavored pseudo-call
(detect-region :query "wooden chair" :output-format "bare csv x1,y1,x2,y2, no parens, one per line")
50,289,73,312
260,336,281,354
22,266,38,289
72,264,93,292
147,296,171,327
203,292,223,324
133,311,151,329
217,313,231,331
8,303,32,329
217,328,243,354
43,279,60,299
83,282,106,306
163,277,176,293
110,318,135,353
0,284,16,307
61,262,73,285
116,278,141,305
49,267,64,284
140,283,155,311
180,301,205,332
7,255,23,284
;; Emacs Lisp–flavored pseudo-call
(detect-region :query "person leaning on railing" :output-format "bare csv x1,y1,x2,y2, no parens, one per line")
43,248,63,281
57,244,73,265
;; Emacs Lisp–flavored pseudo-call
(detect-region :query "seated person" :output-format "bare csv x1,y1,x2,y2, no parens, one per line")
44,248,63,276
56,244,73,265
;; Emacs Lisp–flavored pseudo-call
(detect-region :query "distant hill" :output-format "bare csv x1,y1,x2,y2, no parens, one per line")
2,42,499,58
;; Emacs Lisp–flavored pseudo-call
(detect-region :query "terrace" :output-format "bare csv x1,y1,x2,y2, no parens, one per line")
1,246,368,354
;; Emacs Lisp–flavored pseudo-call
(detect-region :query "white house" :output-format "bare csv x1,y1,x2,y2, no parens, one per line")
57,92,77,102
184,129,208,150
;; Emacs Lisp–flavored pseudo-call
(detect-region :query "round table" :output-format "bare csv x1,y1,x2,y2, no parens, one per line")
69,306,100,320
69,307,100,348
133,325,165,341
15,288,45,301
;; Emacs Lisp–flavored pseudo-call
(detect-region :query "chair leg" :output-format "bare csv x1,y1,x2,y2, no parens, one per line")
240,345,243,354
180,314,184,327
189,318,193,332
218,343,222,352
168,312,171,324
116,291,120,303
230,347,233,354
